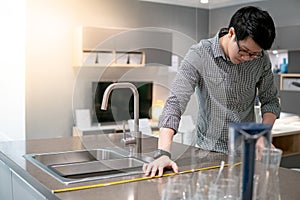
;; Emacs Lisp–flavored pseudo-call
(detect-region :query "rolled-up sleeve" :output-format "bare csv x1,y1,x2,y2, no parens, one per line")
257,56,281,118
158,48,201,133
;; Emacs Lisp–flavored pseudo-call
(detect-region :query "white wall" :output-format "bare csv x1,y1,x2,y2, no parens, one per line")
26,0,76,139
0,0,26,141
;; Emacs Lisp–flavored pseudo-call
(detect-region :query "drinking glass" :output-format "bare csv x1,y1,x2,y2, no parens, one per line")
254,148,282,200
209,177,239,200
195,171,218,199
161,182,192,200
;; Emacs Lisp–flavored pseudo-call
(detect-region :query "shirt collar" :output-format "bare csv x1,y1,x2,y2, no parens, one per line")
211,30,229,61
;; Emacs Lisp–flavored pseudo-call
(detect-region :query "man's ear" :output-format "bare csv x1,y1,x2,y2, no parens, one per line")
228,27,235,38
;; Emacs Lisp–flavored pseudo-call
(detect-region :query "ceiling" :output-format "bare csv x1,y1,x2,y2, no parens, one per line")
140,0,266,9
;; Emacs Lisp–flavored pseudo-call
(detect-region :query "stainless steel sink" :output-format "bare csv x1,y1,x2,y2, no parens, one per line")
24,147,153,184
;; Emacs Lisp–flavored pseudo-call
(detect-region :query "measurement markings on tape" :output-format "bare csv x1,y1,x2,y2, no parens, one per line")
53,162,241,193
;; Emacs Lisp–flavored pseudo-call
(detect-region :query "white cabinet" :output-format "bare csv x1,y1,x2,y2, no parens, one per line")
0,160,13,200
0,159,47,200
11,171,46,200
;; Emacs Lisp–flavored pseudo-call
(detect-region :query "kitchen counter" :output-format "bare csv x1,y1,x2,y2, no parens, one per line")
272,113,300,155
1,133,300,200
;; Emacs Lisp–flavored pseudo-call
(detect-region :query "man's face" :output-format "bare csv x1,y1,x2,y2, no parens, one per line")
230,32,263,64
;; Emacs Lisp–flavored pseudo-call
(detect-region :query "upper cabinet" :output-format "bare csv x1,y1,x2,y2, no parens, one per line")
73,26,172,67
271,25,300,50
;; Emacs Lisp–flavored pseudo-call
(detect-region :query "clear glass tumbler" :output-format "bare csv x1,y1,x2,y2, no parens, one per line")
161,182,192,200
254,148,282,200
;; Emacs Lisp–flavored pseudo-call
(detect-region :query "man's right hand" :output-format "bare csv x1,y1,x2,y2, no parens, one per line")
143,155,179,177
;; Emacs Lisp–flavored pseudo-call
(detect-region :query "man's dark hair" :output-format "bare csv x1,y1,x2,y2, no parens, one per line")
228,6,276,50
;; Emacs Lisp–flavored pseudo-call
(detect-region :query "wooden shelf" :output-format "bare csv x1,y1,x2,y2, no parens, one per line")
74,64,145,68
73,26,146,68
279,73,300,90
78,50,145,67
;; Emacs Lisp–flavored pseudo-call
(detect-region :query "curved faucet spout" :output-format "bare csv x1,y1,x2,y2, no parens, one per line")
101,82,141,154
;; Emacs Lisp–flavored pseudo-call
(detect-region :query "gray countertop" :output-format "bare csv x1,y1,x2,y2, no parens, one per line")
1,133,300,200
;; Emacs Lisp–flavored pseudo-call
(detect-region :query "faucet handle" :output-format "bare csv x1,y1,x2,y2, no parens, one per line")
122,133,136,145
122,122,128,141
122,121,136,145
122,121,126,140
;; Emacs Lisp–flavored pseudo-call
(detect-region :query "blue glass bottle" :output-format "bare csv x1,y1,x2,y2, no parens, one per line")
280,58,288,73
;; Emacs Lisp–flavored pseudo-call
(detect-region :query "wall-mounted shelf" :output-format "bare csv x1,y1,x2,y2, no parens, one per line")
280,74,300,91
73,26,172,68
73,26,146,68
80,50,145,67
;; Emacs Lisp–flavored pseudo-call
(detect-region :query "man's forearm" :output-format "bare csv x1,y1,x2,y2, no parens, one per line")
262,112,277,125
158,127,175,152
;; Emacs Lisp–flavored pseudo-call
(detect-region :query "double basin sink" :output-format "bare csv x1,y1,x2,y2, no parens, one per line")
24,147,153,184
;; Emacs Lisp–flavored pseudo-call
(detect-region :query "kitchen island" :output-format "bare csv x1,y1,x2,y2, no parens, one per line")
1,133,300,200
272,113,300,155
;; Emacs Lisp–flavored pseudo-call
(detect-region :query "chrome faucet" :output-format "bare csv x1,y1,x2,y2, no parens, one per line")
101,82,142,154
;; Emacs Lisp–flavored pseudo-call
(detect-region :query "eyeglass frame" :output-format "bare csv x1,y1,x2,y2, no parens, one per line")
235,34,264,58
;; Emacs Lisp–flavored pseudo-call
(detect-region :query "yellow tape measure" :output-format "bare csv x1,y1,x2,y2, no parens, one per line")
53,162,241,193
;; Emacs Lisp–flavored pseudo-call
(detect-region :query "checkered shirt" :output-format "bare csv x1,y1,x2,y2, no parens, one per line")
158,32,281,154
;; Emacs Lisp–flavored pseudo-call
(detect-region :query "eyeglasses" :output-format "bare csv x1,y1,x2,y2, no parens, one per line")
235,35,264,58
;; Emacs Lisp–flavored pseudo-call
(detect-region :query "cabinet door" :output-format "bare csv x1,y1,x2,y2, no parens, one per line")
11,171,46,200
0,160,13,200
273,25,300,50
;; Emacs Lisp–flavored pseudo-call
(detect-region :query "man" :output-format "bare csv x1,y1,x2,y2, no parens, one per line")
143,6,280,177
